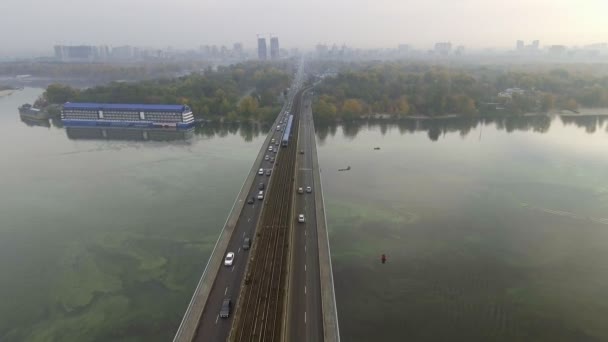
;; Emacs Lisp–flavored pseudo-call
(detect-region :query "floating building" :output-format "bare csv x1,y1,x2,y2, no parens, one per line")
61,103,194,128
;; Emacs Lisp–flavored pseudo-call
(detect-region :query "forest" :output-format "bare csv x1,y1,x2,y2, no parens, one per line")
312,62,608,121
41,61,293,122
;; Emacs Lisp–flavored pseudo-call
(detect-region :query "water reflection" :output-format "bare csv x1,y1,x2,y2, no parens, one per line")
66,127,195,142
315,115,607,143
195,121,268,141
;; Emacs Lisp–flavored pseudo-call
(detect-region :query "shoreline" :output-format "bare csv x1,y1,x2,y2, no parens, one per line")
353,109,608,121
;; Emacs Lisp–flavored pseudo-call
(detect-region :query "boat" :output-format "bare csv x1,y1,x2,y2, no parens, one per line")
338,166,351,171
18,104,50,120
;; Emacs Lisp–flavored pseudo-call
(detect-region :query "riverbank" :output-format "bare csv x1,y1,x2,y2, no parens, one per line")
340,108,608,122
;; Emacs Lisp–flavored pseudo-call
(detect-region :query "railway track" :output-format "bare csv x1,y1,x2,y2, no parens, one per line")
230,91,302,342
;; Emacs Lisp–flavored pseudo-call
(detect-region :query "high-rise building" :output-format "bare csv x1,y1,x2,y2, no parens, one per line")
257,37,267,60
434,42,452,56
516,40,524,51
53,45,96,62
270,37,279,60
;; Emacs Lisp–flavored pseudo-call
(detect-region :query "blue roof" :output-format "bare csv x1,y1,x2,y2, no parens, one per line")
63,102,189,112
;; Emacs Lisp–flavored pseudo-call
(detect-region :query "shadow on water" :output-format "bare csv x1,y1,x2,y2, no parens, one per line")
315,114,606,143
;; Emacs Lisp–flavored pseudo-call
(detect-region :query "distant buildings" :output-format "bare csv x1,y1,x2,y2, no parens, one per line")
515,40,540,53
498,87,525,99
548,45,567,56
434,42,452,56
257,37,267,60
270,37,280,60
54,45,97,62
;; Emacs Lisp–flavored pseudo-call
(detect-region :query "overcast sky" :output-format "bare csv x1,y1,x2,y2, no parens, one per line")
2,0,607,56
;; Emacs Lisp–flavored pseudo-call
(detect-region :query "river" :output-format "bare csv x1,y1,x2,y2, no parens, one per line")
2,88,608,341
0,88,269,341
317,117,608,341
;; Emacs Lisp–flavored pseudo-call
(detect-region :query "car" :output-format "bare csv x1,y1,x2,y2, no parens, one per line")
258,182,265,190
258,190,264,200
266,169,271,176
277,125,281,131
269,157,275,163
306,186,312,193
247,196,254,204
258,168,264,175
220,298,231,318
224,252,235,266
298,214,305,223
275,141,279,145
271,138,275,143
298,187,304,194
268,146,273,152
272,149,277,154
299,150,304,154
243,237,251,250
264,155,269,161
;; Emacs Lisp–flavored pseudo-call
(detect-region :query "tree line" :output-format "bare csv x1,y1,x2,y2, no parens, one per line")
312,62,608,121
41,61,293,122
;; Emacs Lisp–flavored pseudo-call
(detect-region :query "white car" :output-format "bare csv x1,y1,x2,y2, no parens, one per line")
258,168,264,175
298,187,304,194
306,186,312,193
265,155,269,161
298,214,305,223
224,252,235,266
268,146,273,152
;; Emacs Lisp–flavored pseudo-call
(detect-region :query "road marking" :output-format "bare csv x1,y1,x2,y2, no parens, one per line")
305,245,306,253
248,218,251,222
225,287,228,295
305,286,307,294
305,230,307,236
231,266,234,272
238,248,241,253
305,264,307,272
305,311,307,324
243,232,245,237
215,315,219,324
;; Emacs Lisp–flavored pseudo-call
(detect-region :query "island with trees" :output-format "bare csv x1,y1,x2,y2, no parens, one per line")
311,62,608,122
38,61,293,122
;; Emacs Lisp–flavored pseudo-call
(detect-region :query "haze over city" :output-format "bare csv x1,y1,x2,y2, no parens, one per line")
2,0,608,56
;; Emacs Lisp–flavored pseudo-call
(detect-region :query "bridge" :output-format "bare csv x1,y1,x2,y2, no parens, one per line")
173,63,340,342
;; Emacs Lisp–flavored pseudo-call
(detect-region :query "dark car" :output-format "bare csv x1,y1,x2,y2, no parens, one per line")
247,196,254,204
258,182,265,190
243,237,251,250
220,298,231,318
299,150,304,154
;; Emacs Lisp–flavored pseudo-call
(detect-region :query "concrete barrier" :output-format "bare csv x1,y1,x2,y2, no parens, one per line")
173,114,286,342
309,92,341,342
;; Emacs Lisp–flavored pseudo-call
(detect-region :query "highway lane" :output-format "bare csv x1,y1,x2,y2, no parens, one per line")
193,125,285,342
287,91,324,342
191,64,305,342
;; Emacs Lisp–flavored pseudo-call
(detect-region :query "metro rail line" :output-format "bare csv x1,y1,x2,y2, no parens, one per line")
230,90,302,342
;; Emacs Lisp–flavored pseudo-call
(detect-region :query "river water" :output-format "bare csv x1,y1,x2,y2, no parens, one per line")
317,117,608,341
2,89,608,341
0,89,269,341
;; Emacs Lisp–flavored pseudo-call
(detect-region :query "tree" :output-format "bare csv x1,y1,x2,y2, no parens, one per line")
44,84,79,104
394,96,410,116
341,99,364,120
237,96,259,120
540,93,556,112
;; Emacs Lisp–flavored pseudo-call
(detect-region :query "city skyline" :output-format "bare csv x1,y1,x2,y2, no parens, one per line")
2,0,608,56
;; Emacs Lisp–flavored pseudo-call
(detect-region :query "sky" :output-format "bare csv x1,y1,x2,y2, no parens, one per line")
1,0,608,56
